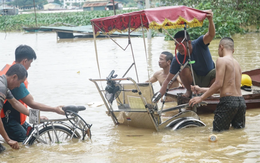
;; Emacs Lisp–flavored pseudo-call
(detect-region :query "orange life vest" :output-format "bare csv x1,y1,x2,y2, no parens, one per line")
0,62,28,125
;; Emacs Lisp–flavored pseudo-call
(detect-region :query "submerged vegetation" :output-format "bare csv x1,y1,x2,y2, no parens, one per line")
0,0,259,40
0,10,136,31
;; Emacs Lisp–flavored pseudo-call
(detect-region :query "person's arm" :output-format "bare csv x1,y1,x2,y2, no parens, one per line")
203,10,215,45
21,94,64,115
0,112,19,149
191,85,209,94
191,85,220,94
189,58,224,106
177,75,183,87
146,73,158,83
7,98,29,116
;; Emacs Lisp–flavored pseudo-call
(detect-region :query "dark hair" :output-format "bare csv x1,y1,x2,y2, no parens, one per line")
15,45,37,62
161,51,173,62
220,37,234,43
220,37,234,50
6,64,28,80
174,30,190,41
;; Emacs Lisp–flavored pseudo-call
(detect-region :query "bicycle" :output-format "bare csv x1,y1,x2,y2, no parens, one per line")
23,106,92,146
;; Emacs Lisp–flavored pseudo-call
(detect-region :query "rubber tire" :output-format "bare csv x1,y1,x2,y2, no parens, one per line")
175,120,205,130
28,125,79,145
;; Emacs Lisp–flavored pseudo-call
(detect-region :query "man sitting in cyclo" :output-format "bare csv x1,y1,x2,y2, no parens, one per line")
154,11,216,100
146,51,182,102
1,45,64,143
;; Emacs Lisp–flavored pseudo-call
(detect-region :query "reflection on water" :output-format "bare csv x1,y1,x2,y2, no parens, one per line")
1,32,260,162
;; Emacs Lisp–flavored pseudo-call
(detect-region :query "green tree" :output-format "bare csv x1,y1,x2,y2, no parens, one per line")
72,2,80,7
54,0,62,5
10,0,47,9
159,0,260,40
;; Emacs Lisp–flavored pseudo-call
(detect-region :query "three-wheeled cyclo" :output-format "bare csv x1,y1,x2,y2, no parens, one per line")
89,6,209,131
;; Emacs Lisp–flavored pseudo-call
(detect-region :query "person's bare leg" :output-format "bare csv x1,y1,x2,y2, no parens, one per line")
179,67,193,98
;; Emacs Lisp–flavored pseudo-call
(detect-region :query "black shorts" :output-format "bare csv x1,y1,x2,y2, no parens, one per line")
213,96,246,132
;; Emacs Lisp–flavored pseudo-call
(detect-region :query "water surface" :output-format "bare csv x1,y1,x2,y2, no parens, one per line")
0,32,260,163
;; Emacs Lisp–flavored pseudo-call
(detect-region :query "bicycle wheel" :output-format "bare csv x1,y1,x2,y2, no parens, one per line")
65,111,92,139
28,125,80,145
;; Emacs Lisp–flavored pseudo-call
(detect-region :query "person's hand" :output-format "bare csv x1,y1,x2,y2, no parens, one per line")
179,82,184,88
55,106,65,115
191,85,202,94
204,10,213,21
189,96,202,107
7,139,19,149
40,116,48,120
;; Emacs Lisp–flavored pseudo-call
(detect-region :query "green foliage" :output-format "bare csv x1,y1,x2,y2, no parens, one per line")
10,0,48,9
162,0,259,40
0,10,138,31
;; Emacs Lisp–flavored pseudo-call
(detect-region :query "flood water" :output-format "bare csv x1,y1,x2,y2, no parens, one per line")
1,31,260,163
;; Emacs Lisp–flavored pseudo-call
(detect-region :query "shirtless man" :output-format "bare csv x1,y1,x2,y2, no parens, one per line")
146,51,182,102
189,37,246,132
146,51,182,88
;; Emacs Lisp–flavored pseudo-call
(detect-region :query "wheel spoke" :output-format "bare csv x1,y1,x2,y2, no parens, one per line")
28,125,80,145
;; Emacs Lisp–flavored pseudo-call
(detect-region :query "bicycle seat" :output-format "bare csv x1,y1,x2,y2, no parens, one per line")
62,106,86,113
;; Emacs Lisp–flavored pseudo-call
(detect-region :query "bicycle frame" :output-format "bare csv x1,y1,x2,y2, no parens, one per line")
23,106,92,146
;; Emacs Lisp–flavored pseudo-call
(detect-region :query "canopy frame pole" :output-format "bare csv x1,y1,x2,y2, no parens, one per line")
92,22,132,51
162,28,180,45
92,22,102,79
140,14,150,80
184,23,196,87
128,16,139,82
92,21,139,82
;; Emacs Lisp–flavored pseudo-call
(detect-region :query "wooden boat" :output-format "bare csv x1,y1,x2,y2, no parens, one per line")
166,68,260,114
23,26,52,32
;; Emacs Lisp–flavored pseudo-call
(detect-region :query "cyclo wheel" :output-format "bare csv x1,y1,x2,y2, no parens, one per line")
175,121,205,130
28,125,80,145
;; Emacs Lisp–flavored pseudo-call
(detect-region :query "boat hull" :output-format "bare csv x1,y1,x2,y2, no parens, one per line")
166,68,260,114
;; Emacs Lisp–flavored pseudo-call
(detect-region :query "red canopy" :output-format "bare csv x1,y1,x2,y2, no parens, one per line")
91,6,208,35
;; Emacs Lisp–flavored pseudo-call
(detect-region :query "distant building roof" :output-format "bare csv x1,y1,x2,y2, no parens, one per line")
83,2,107,7
85,0,105,2
106,1,120,6
50,2,60,5
0,6,14,9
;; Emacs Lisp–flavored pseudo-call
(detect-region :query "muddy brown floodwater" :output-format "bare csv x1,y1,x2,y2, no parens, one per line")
1,32,260,162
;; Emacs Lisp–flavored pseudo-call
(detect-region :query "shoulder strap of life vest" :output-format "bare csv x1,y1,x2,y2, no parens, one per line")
0,64,11,76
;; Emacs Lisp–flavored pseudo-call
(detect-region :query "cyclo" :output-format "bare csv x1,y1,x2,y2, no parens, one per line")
89,6,209,131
